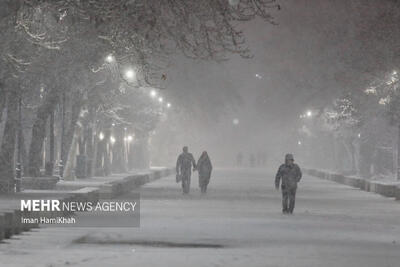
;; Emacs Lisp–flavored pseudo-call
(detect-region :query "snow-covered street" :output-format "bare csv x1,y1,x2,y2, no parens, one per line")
1,168,399,267
2,2,400,266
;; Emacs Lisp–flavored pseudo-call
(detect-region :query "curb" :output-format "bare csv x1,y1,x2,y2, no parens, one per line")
99,168,174,198
304,168,400,201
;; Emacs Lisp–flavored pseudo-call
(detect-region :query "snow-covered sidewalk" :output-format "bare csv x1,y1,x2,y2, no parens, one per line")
304,168,400,199
0,167,174,242
1,168,399,267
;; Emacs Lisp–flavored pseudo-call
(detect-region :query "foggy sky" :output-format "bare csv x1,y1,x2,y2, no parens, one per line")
152,0,400,166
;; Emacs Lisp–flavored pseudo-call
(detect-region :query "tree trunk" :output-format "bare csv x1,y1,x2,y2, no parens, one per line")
20,130,28,172
61,91,82,167
397,124,400,180
63,123,82,180
332,135,340,171
95,138,105,176
90,133,98,177
60,92,65,177
85,125,93,177
0,85,5,124
48,111,55,175
103,128,111,176
90,123,99,177
27,89,59,177
359,141,373,178
354,139,361,176
111,128,126,173
342,138,356,174
85,107,96,177
0,91,18,192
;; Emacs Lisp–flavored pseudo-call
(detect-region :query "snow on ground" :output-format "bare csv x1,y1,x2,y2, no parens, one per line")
1,168,400,267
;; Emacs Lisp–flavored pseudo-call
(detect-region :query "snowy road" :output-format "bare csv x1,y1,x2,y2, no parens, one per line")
1,168,400,267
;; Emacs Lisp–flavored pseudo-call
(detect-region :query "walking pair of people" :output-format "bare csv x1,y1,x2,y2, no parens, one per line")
176,146,212,194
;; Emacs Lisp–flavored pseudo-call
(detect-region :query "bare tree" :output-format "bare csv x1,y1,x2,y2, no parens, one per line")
0,0,279,190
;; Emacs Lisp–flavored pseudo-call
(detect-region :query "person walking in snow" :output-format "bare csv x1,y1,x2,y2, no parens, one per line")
275,153,302,214
176,146,197,194
197,151,213,194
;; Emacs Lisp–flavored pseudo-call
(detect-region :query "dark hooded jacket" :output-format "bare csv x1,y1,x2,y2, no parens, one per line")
275,163,302,189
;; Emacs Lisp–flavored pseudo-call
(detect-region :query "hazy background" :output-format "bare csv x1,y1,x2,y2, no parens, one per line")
150,0,400,168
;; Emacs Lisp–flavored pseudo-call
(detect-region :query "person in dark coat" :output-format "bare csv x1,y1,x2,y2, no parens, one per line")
197,151,213,193
275,153,302,214
176,146,197,194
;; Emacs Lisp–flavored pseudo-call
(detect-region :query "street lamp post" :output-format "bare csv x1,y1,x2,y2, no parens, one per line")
44,110,55,177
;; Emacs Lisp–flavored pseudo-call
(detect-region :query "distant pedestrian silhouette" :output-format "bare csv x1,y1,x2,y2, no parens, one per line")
197,151,213,194
176,146,196,194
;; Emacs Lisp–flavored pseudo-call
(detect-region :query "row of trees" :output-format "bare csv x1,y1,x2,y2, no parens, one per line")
0,0,279,192
298,70,400,180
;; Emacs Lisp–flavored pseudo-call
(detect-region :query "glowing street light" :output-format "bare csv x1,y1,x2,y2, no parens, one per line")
166,102,171,108
298,141,302,146
158,97,163,103
299,110,313,119
125,69,135,78
110,136,116,144
98,132,104,141
124,68,136,82
123,134,133,142
150,90,157,98
233,118,240,125
105,54,115,63
255,73,262,79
